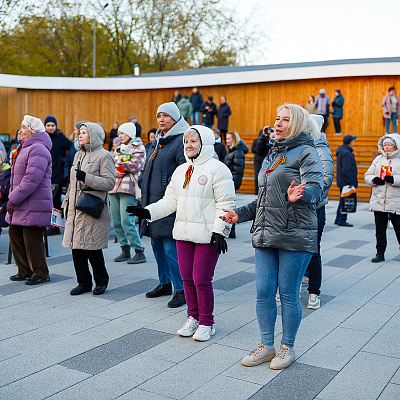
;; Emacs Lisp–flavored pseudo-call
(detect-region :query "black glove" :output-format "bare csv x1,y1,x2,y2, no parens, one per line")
126,206,151,219
373,177,385,185
209,232,228,254
76,169,86,183
384,175,394,184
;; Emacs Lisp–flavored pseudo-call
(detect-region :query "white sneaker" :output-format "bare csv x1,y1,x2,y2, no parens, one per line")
193,324,215,341
177,316,199,337
270,344,295,370
307,294,320,309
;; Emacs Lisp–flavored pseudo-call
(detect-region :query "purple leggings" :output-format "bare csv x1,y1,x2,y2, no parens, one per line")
176,241,219,326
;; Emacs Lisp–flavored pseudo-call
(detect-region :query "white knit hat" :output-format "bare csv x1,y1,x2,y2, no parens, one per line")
156,102,180,122
118,122,136,139
21,115,45,134
383,137,397,148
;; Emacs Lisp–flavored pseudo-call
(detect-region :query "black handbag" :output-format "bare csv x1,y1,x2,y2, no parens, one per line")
75,161,105,219
76,191,105,219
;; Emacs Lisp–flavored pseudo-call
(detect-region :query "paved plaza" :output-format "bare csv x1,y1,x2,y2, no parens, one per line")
0,194,399,400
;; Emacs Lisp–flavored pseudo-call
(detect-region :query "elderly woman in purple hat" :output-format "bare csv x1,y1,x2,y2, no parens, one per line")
7,115,53,285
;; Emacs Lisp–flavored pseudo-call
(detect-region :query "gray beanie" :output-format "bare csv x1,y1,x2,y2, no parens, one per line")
156,102,180,122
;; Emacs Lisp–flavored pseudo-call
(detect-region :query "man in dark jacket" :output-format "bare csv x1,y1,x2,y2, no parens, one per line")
190,87,203,125
335,134,357,226
200,96,217,128
138,102,189,308
44,115,71,235
212,128,227,162
129,116,141,138
217,96,232,142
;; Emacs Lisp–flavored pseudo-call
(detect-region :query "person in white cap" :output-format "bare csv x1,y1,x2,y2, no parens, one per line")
136,102,189,308
365,134,400,262
109,122,146,264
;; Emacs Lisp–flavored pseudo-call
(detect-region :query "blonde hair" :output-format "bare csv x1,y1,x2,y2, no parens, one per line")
277,104,321,140
227,130,241,149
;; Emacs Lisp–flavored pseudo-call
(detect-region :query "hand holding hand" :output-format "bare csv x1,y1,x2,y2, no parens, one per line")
210,232,228,254
126,206,151,219
372,177,385,185
220,209,239,224
287,180,306,203
76,169,86,183
384,175,394,184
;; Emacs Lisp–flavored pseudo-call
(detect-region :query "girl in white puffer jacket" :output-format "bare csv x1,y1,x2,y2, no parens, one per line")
127,125,235,341
364,134,400,262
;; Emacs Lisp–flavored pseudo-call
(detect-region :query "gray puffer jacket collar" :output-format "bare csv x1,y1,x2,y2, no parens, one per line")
236,131,324,253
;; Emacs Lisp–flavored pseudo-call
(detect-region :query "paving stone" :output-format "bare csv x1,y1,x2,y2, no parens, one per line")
335,240,370,249
98,278,159,301
138,344,244,399
48,354,174,400
184,374,262,400
117,389,174,400
297,327,373,371
47,254,73,266
0,274,72,295
0,365,90,400
373,277,400,307
249,362,337,400
362,311,400,358
360,224,376,230
213,271,255,292
325,255,365,269
322,225,337,233
239,255,255,264
340,302,399,333
317,352,400,400
59,328,173,374
390,368,400,384
378,383,400,399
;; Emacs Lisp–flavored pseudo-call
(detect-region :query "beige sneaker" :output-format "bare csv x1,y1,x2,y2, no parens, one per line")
241,344,275,366
270,344,295,370
307,294,320,309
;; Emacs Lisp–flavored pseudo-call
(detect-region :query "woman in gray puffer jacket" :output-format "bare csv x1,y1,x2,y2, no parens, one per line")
222,104,323,371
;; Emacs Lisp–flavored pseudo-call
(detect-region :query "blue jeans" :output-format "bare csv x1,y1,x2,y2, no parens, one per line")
307,206,326,295
255,247,312,348
109,193,144,251
151,237,183,292
202,123,213,129
385,113,398,133
191,111,201,125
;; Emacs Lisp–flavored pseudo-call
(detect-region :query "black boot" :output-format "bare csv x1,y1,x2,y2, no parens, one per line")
168,291,186,308
146,283,172,298
127,248,146,264
114,246,130,262
371,254,385,263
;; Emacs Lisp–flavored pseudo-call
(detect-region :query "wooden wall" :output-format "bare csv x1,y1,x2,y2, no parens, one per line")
1,75,400,138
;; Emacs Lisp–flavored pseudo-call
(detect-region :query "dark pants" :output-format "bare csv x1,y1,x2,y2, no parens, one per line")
374,211,400,255
72,249,109,288
53,184,63,210
220,129,227,143
335,190,348,223
254,160,262,194
307,206,326,295
319,114,329,132
9,225,49,279
333,118,341,133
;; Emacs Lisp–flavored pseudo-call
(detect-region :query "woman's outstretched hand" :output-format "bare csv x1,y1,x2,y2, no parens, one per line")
220,209,239,224
126,206,151,219
287,180,306,203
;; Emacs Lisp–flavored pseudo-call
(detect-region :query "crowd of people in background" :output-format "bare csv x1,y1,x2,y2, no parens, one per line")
2,84,399,372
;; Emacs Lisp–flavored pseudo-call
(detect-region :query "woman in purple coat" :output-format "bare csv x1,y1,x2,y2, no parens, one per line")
6,115,53,285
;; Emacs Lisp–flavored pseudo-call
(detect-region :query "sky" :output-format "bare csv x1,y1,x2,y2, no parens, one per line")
231,0,400,65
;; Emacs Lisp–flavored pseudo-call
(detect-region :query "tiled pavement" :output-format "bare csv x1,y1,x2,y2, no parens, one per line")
0,194,399,399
